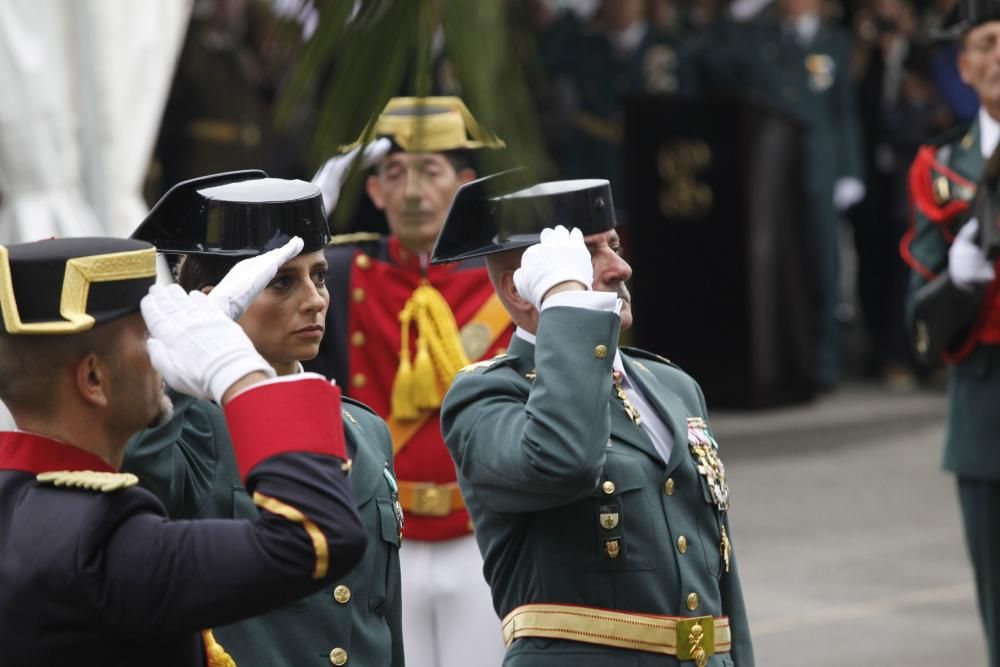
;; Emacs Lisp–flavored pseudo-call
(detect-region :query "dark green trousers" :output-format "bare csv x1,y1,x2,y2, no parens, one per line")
958,477,1000,667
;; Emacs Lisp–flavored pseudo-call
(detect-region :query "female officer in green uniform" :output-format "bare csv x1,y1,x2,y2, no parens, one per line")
124,171,403,667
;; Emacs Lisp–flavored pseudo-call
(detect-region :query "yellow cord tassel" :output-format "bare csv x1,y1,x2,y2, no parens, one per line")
390,281,470,420
391,304,419,421
202,629,237,667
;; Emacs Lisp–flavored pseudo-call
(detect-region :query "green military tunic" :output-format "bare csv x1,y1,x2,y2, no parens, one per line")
904,115,1000,666
441,306,753,666
123,392,403,667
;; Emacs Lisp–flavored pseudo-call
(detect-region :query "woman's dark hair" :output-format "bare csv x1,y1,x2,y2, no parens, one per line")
175,254,242,292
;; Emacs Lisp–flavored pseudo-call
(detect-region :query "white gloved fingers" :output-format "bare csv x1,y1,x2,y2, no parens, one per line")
957,218,979,242
949,218,996,289
361,138,392,168
513,226,594,308
141,284,186,339
208,236,304,320
146,337,208,400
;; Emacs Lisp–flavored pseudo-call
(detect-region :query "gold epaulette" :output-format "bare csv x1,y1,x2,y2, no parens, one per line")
36,470,139,493
458,354,508,374
328,232,384,246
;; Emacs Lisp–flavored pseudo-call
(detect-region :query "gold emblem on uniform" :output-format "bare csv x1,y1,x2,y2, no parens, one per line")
720,524,732,573
604,538,622,559
36,470,139,493
459,321,492,361
932,176,951,205
688,622,708,667
599,505,620,530
804,53,835,92
687,417,729,511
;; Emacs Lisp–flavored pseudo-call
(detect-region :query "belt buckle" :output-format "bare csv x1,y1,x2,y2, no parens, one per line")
675,615,714,666
411,484,452,517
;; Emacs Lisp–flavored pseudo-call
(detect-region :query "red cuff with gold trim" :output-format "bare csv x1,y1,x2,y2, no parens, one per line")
224,377,346,479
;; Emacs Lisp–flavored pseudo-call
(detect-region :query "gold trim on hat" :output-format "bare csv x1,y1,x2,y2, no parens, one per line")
342,96,505,154
0,246,156,334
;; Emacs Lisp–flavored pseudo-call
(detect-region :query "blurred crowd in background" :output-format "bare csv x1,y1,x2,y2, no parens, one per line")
144,0,971,394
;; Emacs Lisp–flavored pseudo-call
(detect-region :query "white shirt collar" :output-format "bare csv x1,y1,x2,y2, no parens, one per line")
514,327,536,345
980,107,1000,159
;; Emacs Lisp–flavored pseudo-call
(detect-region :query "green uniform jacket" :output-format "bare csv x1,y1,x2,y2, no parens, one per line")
123,392,403,667
903,118,1000,481
441,307,753,666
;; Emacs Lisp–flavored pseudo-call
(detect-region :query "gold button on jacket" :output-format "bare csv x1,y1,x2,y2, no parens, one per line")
333,585,351,604
664,478,675,495
601,480,616,495
687,592,700,611
677,535,687,554
330,647,348,665
355,254,372,270
594,344,609,359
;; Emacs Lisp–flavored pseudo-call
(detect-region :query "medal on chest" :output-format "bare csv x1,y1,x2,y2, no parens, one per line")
687,417,729,511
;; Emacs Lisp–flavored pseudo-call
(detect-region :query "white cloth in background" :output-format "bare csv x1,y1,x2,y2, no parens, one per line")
0,0,191,243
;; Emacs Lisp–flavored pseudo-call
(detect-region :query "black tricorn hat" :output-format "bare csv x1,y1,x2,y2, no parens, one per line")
0,237,156,335
132,170,330,257
935,0,1000,40
430,170,617,264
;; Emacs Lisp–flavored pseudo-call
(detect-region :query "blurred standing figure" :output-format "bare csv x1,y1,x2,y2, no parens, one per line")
309,97,511,667
689,0,865,390
152,0,310,197
902,1,1000,663
533,0,688,216
850,0,951,388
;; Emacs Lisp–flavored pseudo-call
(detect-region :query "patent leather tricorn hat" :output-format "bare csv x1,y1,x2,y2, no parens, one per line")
132,170,330,257
0,237,155,335
430,170,617,264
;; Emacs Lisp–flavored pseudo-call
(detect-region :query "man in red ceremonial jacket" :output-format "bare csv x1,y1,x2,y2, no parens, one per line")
307,96,512,667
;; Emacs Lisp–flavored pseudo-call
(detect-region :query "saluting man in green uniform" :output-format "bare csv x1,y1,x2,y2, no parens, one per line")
434,174,754,666
902,1,1000,663
124,171,403,667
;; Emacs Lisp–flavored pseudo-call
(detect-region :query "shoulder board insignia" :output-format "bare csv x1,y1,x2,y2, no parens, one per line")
342,396,380,419
633,361,652,374
620,346,675,368
328,232,383,246
343,409,359,426
36,470,138,493
459,355,508,373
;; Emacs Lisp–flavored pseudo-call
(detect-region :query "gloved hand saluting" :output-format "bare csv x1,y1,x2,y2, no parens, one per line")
208,236,304,320
312,138,392,214
513,225,593,309
142,284,276,404
949,218,996,290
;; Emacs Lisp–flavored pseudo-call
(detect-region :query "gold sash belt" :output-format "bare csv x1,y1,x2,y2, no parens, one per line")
501,603,730,665
396,480,465,517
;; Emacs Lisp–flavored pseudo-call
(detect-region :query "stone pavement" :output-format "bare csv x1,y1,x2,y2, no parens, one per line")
710,382,987,665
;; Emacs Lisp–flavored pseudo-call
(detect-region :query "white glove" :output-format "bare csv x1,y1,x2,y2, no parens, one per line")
949,218,996,290
513,225,593,309
832,177,866,212
312,138,392,214
208,236,304,320
142,284,276,404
